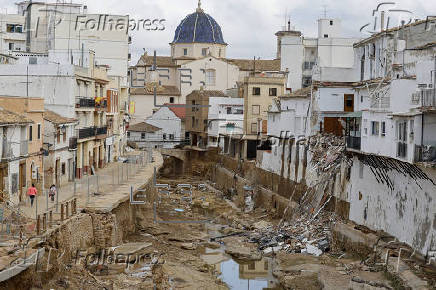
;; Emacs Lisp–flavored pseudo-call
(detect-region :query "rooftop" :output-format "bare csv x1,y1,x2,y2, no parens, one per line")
44,110,77,125
130,84,181,96
225,58,281,72
164,104,186,119
128,122,161,133
0,107,33,125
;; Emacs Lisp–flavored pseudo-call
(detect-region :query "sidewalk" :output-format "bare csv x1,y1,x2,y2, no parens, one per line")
20,150,155,219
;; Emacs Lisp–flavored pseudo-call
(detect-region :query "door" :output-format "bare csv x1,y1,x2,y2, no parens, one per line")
324,117,344,137
19,163,26,202
344,94,354,112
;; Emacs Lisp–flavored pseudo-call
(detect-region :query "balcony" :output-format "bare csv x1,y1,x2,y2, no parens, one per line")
397,142,407,158
78,127,96,140
96,126,108,139
421,89,435,109
76,97,95,109
69,137,78,150
95,98,108,111
414,145,436,163
20,140,28,156
346,136,361,151
1,141,12,159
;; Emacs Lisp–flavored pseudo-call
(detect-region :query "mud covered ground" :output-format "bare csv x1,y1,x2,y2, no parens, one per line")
32,173,406,290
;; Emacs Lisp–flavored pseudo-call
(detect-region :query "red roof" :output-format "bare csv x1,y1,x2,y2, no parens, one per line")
164,104,186,119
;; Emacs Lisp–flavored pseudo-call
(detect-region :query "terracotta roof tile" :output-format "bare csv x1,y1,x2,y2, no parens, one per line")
44,110,77,125
137,53,178,67
225,58,281,71
163,104,186,119
130,84,181,96
0,107,33,125
128,122,161,133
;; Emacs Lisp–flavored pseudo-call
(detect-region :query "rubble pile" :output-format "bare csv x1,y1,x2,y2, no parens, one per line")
248,212,336,257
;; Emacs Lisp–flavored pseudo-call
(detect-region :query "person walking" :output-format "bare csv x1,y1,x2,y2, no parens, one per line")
27,183,37,207
49,184,57,202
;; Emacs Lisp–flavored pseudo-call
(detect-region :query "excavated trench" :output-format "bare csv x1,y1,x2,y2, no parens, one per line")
0,153,417,289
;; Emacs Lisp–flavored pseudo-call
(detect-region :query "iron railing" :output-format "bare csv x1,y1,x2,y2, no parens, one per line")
96,126,108,136
20,140,28,156
1,140,12,159
78,127,96,139
346,136,361,150
421,88,435,107
76,97,95,108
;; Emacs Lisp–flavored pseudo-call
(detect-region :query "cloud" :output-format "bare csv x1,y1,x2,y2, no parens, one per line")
0,0,434,64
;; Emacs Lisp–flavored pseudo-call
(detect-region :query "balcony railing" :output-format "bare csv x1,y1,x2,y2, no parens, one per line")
1,140,12,159
78,127,96,139
421,89,435,108
69,137,78,150
95,98,108,110
414,145,436,163
20,140,28,156
96,126,108,136
346,136,361,151
397,142,407,158
76,97,95,108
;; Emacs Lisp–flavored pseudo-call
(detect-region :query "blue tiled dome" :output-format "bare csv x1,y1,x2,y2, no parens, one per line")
173,8,225,44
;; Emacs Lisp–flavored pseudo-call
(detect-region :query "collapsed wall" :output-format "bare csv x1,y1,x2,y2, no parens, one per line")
208,134,436,256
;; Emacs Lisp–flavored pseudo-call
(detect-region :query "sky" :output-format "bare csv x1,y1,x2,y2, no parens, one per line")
1,0,435,64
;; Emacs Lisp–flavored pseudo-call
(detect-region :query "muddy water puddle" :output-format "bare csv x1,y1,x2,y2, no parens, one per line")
202,224,282,290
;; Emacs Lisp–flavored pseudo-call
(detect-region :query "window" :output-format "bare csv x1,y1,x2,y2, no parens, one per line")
29,57,37,65
29,125,33,141
127,132,130,138
251,123,258,134
202,48,208,56
191,116,195,127
191,100,196,112
37,124,41,139
8,43,14,51
269,88,277,96
169,97,174,103
381,121,386,136
226,107,232,114
361,95,363,103
183,48,187,56
252,87,260,95
252,105,260,115
330,20,333,25
6,24,22,33
371,121,380,135
302,77,312,87
248,262,255,270
218,49,221,57
63,130,67,142
57,129,61,143
169,134,174,140
163,134,167,140
61,163,66,175
324,34,328,38
205,69,216,86
141,133,146,139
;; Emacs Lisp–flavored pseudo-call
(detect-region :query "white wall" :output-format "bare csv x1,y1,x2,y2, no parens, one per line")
180,57,239,99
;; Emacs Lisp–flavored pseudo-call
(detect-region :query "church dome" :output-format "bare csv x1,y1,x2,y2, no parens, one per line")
172,2,226,45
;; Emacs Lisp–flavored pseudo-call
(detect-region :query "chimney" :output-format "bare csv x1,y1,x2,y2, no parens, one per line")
83,5,88,14
288,20,291,31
